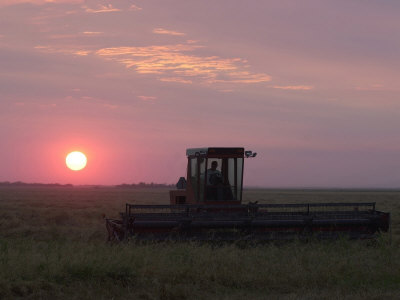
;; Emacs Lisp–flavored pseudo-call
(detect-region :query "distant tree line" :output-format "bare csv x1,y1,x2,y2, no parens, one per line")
115,182,175,188
0,181,174,188
0,181,73,187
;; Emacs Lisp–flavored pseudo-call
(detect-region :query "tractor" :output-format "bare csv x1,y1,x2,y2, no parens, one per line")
106,147,390,241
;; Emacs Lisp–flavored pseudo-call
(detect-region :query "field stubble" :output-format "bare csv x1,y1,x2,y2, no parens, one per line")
0,187,399,299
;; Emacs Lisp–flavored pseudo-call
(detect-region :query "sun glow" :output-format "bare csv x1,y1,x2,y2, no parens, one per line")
66,151,87,171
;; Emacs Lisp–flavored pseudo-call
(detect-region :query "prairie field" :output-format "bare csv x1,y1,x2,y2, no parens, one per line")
0,187,399,299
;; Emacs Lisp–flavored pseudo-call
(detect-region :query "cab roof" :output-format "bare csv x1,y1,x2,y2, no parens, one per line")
186,147,244,157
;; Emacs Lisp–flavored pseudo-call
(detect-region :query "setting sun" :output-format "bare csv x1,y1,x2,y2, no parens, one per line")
66,151,87,171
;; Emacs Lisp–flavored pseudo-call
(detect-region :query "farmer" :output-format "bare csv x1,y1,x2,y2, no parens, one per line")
207,161,222,186
206,161,223,200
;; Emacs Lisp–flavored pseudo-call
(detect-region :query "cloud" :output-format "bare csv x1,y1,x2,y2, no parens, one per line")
46,32,103,39
272,85,314,90
160,77,192,84
34,45,91,56
84,4,121,13
129,4,142,11
73,50,90,56
138,96,157,101
103,103,119,109
0,0,82,7
153,28,185,36
355,84,384,91
212,71,271,84
96,42,271,85
82,31,103,36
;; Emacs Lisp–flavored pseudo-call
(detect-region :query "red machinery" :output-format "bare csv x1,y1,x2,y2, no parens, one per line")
106,147,390,241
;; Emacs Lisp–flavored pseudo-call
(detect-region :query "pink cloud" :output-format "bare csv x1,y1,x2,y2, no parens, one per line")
160,77,193,84
129,4,142,11
138,96,157,101
96,42,271,85
82,31,103,36
153,28,185,36
84,4,121,14
34,45,91,56
0,0,82,6
103,104,119,109
272,85,314,90
355,84,385,91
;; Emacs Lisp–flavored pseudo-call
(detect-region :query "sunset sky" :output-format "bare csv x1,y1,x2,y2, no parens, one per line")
1,0,399,187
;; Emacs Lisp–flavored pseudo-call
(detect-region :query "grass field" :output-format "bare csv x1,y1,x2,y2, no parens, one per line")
0,187,399,299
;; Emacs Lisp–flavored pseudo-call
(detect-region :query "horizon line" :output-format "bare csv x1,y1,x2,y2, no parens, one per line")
0,181,399,190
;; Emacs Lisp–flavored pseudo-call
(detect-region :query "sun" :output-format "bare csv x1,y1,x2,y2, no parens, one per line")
66,151,87,171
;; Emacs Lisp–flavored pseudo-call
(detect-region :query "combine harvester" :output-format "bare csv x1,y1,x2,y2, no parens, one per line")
106,147,390,241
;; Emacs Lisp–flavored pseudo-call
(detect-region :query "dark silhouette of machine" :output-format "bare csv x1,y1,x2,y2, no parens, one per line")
106,147,390,241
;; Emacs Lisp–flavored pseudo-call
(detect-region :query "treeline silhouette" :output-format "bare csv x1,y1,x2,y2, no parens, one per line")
0,181,73,187
0,181,174,188
115,182,174,188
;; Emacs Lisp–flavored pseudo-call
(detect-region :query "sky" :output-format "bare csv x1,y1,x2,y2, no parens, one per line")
0,0,399,187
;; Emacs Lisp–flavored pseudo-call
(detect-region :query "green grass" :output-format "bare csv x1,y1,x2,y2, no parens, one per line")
0,187,399,299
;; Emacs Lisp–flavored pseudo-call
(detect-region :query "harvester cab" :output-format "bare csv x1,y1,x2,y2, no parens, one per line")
170,147,253,205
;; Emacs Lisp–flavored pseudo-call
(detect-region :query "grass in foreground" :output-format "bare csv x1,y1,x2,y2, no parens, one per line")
0,187,399,299
1,237,399,299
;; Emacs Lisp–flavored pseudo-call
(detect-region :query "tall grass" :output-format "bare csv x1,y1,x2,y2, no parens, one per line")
0,187,399,299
